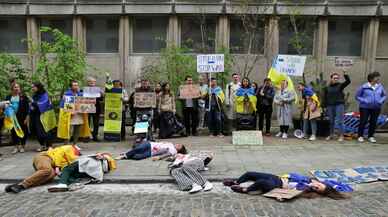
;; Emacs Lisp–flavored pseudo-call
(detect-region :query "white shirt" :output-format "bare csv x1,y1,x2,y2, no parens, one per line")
150,142,177,156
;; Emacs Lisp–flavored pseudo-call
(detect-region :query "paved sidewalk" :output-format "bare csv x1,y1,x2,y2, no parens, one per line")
0,134,388,183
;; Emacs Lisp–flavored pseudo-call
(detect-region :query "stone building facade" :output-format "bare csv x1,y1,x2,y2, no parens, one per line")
0,0,388,111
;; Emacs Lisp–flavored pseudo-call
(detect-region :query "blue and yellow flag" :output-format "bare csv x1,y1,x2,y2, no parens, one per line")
235,87,257,113
210,86,225,103
4,107,24,138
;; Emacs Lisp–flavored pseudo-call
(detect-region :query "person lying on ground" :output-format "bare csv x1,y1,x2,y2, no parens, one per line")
223,171,353,200
169,152,214,194
48,152,117,192
5,145,81,194
116,141,187,160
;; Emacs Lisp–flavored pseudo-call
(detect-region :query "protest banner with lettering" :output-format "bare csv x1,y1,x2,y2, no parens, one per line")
104,89,123,141
274,55,306,77
179,85,201,99
232,130,263,145
83,87,101,98
63,96,96,113
63,96,76,112
197,54,224,73
335,57,353,68
134,92,156,108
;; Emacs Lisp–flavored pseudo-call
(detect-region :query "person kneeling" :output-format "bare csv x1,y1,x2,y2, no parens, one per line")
5,145,81,193
116,141,187,160
223,172,352,200
48,153,116,192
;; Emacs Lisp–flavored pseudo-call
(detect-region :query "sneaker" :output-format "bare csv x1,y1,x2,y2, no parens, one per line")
223,179,238,187
19,147,25,153
11,148,19,154
338,136,344,142
368,137,377,143
218,134,224,138
265,132,271,137
189,184,203,194
230,185,247,194
203,182,213,191
358,137,365,143
326,136,332,141
48,184,69,192
281,133,288,139
309,135,316,141
5,184,24,193
275,132,282,137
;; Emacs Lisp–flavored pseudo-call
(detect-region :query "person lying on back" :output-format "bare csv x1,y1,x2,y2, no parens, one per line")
116,141,187,160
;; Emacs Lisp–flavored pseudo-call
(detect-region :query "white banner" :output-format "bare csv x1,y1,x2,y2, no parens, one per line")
197,54,224,73
274,55,306,77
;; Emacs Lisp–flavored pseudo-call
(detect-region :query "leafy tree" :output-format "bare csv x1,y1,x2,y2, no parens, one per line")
0,53,31,99
31,27,86,106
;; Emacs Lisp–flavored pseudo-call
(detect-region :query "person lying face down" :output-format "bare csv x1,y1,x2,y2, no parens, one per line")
5,145,81,194
223,172,353,200
116,141,187,160
169,152,214,194
48,152,117,192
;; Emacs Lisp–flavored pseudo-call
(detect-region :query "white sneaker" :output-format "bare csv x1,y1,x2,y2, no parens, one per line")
11,148,19,154
189,183,203,194
203,181,213,191
48,183,69,192
368,137,377,143
325,136,332,141
338,136,344,142
275,132,282,137
358,137,365,143
309,135,316,141
281,133,288,139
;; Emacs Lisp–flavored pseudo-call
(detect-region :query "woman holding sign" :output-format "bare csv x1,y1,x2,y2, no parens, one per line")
159,83,184,138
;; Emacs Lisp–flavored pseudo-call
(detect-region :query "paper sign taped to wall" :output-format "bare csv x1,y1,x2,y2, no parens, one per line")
335,57,353,67
134,92,156,108
179,85,201,99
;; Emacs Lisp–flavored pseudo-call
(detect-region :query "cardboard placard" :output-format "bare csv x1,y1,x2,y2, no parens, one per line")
263,188,303,200
83,87,101,98
63,96,96,113
179,85,201,99
232,130,263,145
134,92,156,108
335,57,353,68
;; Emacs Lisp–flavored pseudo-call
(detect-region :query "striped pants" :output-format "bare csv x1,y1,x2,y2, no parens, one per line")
170,165,207,191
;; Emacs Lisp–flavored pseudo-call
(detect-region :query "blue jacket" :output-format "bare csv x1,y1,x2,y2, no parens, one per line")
355,83,386,109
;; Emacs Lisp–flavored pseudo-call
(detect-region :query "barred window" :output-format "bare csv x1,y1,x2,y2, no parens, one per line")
0,18,27,53
377,22,388,57
229,17,265,54
40,18,73,43
328,20,364,56
181,17,216,53
133,17,168,53
279,17,315,55
86,17,119,53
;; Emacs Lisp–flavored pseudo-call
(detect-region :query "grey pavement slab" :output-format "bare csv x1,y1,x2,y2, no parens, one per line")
0,134,388,183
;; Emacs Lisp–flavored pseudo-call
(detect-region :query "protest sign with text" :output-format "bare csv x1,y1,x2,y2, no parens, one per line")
179,84,201,99
197,54,224,73
63,96,96,113
134,92,156,108
335,57,353,68
274,55,306,77
83,87,101,98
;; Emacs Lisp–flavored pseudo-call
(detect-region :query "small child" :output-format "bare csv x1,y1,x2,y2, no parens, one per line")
116,141,187,160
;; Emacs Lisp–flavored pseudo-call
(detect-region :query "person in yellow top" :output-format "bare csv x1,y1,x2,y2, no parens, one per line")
5,145,81,194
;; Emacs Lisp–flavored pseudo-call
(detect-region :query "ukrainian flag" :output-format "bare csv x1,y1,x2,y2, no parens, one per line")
235,87,257,113
3,106,24,138
210,86,225,103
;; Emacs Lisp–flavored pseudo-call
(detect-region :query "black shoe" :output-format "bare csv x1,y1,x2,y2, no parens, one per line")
231,185,246,194
5,184,24,193
223,179,238,187
192,132,198,136
92,138,100,142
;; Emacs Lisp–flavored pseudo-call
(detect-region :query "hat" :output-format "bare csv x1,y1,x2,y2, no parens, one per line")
303,87,315,97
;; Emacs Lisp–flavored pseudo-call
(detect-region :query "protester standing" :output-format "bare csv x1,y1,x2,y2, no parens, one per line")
158,83,177,139
112,80,129,140
153,82,162,133
198,75,208,129
256,78,275,136
205,78,225,137
323,71,351,142
224,73,241,133
298,84,321,141
86,77,103,142
274,80,295,139
355,71,386,143
30,82,55,152
5,83,29,154
178,76,199,136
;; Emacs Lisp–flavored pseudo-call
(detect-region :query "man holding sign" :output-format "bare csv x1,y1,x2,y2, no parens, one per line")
178,76,200,136
84,77,103,142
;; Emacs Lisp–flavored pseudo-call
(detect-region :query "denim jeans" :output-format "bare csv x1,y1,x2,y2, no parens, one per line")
125,142,151,160
208,110,222,136
358,108,381,138
237,172,282,193
303,118,317,136
327,104,345,135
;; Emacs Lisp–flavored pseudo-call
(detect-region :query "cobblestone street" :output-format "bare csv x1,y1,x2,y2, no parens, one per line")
1,182,388,217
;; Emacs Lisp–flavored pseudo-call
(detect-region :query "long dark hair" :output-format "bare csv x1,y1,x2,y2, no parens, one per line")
241,77,251,88
300,181,351,200
161,82,172,96
32,82,46,95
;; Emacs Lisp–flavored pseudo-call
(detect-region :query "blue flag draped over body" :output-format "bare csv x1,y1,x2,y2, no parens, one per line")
235,87,257,113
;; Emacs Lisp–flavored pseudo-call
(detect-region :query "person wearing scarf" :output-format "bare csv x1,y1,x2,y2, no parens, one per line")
204,78,225,137
4,83,30,154
30,82,56,152
235,77,257,115
57,80,91,144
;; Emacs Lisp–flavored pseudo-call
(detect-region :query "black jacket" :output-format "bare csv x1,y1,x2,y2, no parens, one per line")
5,94,30,123
323,74,351,106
